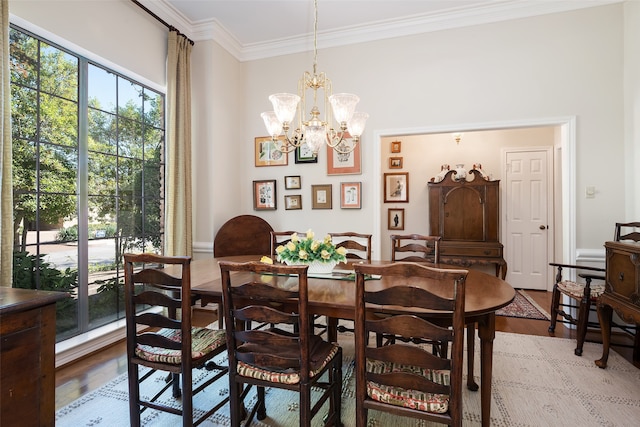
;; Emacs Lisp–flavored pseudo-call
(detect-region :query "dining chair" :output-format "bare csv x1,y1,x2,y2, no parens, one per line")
219,260,343,427
390,234,440,263
123,253,229,427
329,232,372,263
353,262,468,427
270,230,306,258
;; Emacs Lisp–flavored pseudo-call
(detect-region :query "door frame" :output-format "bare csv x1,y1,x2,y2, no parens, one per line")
501,146,554,290
372,116,577,274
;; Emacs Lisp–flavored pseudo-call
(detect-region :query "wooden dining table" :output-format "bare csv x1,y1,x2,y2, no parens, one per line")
169,255,515,427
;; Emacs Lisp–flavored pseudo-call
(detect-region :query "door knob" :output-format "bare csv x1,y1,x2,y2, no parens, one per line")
539,225,547,230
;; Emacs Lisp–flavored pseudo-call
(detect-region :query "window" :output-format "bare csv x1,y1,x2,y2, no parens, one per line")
10,25,165,342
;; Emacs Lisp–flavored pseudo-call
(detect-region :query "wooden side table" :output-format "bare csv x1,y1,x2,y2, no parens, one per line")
1,288,68,426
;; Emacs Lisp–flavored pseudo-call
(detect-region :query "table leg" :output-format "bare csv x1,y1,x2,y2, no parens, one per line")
477,313,495,427
466,323,479,391
326,317,338,343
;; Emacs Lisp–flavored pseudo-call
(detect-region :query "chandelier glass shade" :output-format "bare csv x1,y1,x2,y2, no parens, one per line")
260,0,368,154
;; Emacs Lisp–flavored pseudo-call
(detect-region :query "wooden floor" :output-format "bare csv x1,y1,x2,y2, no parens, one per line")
54,290,638,410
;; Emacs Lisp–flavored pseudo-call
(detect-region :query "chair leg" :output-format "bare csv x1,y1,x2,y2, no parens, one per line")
256,386,267,420
229,380,242,427
548,285,561,333
574,298,590,356
127,364,141,427
634,326,640,362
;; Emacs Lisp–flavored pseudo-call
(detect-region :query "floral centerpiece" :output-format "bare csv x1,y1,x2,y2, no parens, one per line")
275,229,347,274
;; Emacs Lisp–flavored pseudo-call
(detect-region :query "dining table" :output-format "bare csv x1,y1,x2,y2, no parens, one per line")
168,254,515,427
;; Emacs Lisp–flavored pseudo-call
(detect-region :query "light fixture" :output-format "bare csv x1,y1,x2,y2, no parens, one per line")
452,132,464,144
261,0,368,155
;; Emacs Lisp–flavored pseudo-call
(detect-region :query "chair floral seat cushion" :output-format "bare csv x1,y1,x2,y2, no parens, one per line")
237,342,340,385
365,359,450,413
558,280,605,300
135,327,226,364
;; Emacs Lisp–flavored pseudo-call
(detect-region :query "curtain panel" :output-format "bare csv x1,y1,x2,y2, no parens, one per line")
1,0,13,285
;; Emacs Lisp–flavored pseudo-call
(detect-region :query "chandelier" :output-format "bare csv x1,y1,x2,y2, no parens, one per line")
261,0,368,155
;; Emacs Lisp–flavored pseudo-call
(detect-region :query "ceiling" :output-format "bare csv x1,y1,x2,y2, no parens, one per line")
137,0,620,61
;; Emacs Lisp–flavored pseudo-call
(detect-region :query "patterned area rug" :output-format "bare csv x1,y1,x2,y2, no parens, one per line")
55,331,640,426
496,289,551,320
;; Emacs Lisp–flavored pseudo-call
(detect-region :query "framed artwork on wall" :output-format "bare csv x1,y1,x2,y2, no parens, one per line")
285,175,301,189
253,179,277,210
384,172,409,203
390,140,402,153
340,182,361,209
285,195,302,210
388,208,405,230
255,136,288,167
389,157,403,169
311,184,332,209
326,133,361,175
295,142,318,163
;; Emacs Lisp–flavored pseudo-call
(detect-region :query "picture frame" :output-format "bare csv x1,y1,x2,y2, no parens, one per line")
253,179,277,210
389,157,403,169
388,208,405,230
254,136,288,167
285,194,302,210
384,172,409,203
390,140,402,153
295,142,318,163
340,182,361,209
311,184,332,209
326,133,361,175
285,175,301,190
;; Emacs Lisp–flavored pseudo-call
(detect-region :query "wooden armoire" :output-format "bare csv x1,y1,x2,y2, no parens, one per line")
428,168,507,279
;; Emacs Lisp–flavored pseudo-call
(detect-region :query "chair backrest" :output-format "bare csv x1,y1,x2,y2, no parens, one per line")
614,222,640,242
270,230,305,258
219,261,313,379
390,234,441,263
353,262,468,425
329,232,372,262
214,215,274,257
123,253,193,368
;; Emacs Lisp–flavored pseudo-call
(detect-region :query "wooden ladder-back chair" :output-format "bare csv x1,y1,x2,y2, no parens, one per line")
123,253,229,427
219,260,343,427
329,232,372,263
353,262,468,427
270,230,306,258
391,234,441,263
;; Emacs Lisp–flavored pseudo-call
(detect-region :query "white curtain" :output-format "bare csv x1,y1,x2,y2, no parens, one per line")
164,30,193,256
1,0,13,285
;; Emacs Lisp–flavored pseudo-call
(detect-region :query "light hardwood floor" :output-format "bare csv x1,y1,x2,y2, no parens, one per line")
54,290,638,410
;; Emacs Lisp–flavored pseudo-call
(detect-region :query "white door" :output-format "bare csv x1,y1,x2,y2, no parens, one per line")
504,149,551,290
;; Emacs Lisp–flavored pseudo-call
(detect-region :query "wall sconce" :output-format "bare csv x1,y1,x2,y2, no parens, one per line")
452,132,464,144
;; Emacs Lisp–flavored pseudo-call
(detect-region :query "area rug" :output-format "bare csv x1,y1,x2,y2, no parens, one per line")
55,331,640,426
496,289,551,320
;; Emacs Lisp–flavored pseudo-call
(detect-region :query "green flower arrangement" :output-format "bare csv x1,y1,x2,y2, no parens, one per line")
276,229,347,264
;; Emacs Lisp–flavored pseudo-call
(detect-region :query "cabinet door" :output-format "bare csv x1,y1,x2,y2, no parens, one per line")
443,187,484,241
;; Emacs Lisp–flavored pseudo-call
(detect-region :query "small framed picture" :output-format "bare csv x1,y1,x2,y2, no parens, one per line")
327,133,362,175
253,179,277,210
295,142,318,163
255,136,288,167
384,172,409,203
311,184,332,209
285,175,301,190
285,194,302,210
340,182,361,209
389,157,403,169
388,208,405,230
390,140,402,153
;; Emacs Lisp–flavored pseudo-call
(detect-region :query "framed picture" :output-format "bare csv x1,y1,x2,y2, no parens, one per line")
285,194,302,210
285,175,301,190
295,142,318,163
384,172,409,203
390,140,402,153
389,157,403,169
253,179,277,210
340,182,361,209
254,136,288,167
388,208,405,230
327,133,361,175
311,184,332,209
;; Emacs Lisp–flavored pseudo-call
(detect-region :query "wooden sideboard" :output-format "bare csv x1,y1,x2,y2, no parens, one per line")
428,169,507,279
596,241,640,368
1,288,68,427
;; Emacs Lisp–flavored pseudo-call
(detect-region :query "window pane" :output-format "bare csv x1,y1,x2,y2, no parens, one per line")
9,28,38,88
88,64,116,113
12,139,36,193
119,117,143,159
11,86,37,139
88,152,117,197
39,143,77,194
88,108,117,154
40,93,78,146
118,78,142,121
143,88,163,128
40,42,78,100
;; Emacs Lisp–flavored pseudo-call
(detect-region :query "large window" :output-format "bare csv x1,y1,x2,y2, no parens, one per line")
10,25,165,342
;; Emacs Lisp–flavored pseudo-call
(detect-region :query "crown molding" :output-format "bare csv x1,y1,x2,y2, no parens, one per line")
137,0,620,62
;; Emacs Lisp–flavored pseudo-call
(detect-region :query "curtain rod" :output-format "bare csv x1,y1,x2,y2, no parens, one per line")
131,0,194,46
